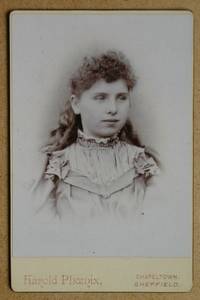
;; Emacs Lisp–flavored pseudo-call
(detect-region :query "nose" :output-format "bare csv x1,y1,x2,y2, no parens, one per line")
106,98,117,115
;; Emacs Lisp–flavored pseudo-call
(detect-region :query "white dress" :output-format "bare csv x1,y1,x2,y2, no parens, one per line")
32,130,159,222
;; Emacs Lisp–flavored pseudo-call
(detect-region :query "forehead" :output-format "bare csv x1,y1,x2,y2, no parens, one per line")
85,79,129,94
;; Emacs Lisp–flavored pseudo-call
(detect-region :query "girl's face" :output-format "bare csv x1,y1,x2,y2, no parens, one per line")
71,79,131,138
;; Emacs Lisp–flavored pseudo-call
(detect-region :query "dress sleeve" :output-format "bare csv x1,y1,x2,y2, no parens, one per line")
44,150,70,183
133,148,159,180
30,150,69,219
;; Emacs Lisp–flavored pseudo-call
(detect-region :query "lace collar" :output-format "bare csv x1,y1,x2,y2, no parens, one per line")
77,130,120,148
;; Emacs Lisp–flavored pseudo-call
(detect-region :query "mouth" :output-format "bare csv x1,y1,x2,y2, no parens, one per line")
102,119,119,123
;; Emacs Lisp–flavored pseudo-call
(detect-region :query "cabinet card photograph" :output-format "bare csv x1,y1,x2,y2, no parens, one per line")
10,10,193,292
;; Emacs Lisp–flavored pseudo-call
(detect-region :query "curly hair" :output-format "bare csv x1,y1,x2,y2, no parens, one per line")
44,50,141,153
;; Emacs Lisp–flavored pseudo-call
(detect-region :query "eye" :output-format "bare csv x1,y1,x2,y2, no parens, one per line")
93,93,107,100
117,94,128,101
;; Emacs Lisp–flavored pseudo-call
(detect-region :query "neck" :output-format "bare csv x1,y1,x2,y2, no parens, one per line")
77,129,119,147
78,129,118,141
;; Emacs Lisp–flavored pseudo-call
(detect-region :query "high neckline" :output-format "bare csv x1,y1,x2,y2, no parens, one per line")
77,129,120,148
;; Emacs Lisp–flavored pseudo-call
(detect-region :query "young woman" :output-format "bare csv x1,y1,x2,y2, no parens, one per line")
32,50,159,222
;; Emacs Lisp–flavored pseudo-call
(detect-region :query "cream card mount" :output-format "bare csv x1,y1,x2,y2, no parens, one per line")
10,10,193,292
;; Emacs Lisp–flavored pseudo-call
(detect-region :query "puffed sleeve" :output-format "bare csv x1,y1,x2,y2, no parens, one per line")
44,150,70,182
133,148,159,181
30,150,70,219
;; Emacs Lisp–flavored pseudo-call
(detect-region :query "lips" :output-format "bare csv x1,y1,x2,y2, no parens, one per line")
102,119,119,123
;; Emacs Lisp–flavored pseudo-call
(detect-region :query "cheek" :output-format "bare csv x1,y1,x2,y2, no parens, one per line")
79,103,101,126
81,102,102,118
120,102,130,116
79,103,92,117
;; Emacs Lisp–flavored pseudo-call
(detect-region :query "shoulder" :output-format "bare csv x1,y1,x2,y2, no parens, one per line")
46,143,75,162
123,142,145,159
44,144,75,180
123,142,160,178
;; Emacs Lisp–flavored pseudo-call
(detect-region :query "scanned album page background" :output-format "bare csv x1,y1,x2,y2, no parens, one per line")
0,0,199,299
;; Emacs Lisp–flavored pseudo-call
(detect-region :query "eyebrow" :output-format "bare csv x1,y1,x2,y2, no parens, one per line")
94,92,108,95
93,92,129,95
116,92,129,96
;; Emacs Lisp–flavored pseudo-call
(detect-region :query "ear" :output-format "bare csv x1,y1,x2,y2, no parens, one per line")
70,95,80,115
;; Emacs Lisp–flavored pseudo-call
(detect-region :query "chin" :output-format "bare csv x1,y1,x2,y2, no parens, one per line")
96,129,120,138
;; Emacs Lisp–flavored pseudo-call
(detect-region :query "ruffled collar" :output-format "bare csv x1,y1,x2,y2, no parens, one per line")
77,130,119,148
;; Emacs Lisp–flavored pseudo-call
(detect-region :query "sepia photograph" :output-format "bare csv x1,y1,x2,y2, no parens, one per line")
10,10,192,275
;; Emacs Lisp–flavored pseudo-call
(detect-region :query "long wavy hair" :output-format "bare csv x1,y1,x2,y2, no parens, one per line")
44,50,143,153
